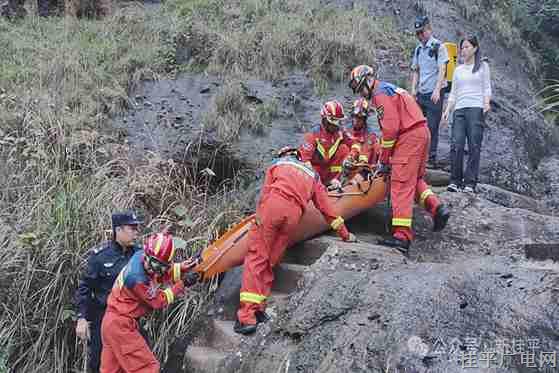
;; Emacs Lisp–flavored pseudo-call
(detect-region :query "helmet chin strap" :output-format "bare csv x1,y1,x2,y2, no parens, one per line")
365,78,377,100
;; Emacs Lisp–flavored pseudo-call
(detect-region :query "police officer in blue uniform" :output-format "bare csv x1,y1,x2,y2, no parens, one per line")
75,211,142,373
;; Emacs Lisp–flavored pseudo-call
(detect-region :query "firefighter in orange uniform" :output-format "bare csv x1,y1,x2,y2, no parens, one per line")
100,233,200,373
348,65,450,254
235,147,357,335
299,101,356,188
344,98,380,166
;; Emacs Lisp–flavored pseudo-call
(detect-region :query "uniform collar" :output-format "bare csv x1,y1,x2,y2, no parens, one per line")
110,240,135,255
420,36,437,48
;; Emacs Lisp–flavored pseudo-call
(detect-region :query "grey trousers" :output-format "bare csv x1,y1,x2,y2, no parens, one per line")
450,107,485,188
417,92,443,162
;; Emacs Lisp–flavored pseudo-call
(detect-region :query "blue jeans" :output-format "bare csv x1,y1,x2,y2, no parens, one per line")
417,92,443,162
450,107,485,188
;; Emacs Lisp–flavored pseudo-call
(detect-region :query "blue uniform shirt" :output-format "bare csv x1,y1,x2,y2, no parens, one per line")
76,240,140,319
411,36,449,94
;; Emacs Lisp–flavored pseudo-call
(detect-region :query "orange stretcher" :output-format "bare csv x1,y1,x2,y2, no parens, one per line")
194,170,387,280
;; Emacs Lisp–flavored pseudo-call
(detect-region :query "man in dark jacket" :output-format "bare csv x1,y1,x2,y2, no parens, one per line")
1,0,56,18
75,211,142,373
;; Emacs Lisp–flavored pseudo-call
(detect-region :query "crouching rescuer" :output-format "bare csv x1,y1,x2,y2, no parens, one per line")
100,232,200,373
235,147,357,335
349,65,451,254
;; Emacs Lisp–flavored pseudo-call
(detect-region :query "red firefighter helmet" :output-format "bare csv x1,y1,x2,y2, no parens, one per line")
320,100,346,127
144,232,175,266
349,65,376,94
351,98,371,117
277,146,300,159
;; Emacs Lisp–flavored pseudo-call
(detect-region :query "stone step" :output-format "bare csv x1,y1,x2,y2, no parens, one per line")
265,291,290,319
185,346,228,373
208,319,241,350
425,169,450,186
524,243,559,262
272,263,308,293
283,239,329,265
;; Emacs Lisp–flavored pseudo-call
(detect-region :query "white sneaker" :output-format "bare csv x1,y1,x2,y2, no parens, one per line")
447,183,460,192
463,186,475,193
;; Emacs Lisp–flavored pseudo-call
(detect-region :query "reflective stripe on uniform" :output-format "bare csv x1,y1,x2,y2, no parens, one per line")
392,218,412,227
330,165,342,172
163,288,175,304
154,234,163,255
173,263,181,282
116,271,124,289
275,159,316,179
168,244,176,263
240,292,267,304
330,216,345,231
381,139,395,148
316,135,343,160
419,189,434,207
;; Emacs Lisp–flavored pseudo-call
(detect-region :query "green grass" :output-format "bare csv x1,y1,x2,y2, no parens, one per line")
449,0,559,81
165,0,413,82
3,0,555,371
0,7,251,372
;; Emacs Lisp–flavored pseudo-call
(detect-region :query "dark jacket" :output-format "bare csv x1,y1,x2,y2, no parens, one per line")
76,240,140,319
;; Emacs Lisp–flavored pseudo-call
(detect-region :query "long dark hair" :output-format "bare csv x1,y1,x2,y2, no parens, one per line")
460,34,481,73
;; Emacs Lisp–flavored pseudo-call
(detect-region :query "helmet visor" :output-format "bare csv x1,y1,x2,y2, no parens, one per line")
326,116,343,127
147,255,170,275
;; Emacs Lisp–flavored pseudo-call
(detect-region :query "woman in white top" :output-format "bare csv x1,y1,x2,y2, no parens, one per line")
442,34,491,193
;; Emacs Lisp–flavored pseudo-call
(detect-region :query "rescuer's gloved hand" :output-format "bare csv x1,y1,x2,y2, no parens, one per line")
337,224,357,242
342,157,356,172
180,255,201,272
183,271,200,287
328,178,343,191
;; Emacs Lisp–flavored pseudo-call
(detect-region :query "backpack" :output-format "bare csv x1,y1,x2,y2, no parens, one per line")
415,41,458,91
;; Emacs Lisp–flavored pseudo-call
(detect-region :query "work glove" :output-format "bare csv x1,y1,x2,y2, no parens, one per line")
377,163,391,176
183,271,201,287
328,178,342,191
337,224,358,242
76,318,90,341
180,255,202,272
342,157,356,172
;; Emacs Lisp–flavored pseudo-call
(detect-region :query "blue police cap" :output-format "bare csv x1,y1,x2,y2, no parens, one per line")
414,16,430,31
112,211,143,228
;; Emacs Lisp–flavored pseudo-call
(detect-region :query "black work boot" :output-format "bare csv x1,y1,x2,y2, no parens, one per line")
433,204,450,232
255,311,271,324
234,319,257,335
378,237,410,255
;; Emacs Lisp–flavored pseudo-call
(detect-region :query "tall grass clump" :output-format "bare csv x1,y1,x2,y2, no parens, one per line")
201,80,279,141
0,5,248,372
538,80,559,125
166,0,412,82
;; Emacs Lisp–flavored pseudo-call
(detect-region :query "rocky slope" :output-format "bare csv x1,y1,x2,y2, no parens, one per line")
108,1,559,372
183,187,559,373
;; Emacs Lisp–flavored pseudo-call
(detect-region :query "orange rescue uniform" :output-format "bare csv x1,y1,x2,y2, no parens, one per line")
238,156,350,325
299,125,355,184
100,251,188,373
371,81,441,242
344,123,380,165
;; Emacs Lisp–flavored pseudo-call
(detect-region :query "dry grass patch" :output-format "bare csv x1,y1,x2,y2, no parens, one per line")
167,0,412,82
0,6,249,372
